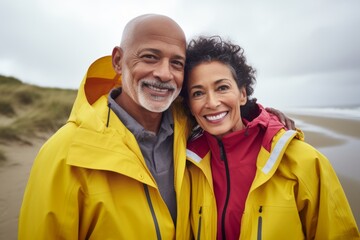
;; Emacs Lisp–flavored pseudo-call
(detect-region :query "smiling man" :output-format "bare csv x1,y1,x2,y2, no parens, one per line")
18,14,192,239
111,14,186,132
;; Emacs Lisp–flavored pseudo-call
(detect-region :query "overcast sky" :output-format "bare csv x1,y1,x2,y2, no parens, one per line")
1,0,359,108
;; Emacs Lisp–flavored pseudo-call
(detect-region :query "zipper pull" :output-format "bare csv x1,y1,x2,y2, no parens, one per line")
217,139,226,161
257,206,263,240
197,206,202,240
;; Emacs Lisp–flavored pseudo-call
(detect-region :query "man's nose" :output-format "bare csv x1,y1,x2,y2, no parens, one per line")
153,60,172,81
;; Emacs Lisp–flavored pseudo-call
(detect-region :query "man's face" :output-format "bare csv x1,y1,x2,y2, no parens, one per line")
118,34,186,113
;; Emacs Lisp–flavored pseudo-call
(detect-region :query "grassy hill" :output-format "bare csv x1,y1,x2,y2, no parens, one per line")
0,75,77,160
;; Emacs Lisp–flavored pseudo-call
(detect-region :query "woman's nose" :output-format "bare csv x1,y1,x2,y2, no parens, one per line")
205,92,220,109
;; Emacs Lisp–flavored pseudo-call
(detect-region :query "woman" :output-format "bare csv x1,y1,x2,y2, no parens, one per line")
182,36,359,239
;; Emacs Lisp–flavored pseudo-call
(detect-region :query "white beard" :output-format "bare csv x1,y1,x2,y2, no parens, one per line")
122,68,180,113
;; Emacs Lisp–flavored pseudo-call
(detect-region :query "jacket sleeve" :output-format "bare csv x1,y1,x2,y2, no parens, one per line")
290,141,360,239
18,127,83,239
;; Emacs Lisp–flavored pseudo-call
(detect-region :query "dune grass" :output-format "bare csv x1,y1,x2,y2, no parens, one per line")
0,75,77,160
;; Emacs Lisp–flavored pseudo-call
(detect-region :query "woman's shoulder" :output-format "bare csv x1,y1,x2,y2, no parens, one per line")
281,137,333,177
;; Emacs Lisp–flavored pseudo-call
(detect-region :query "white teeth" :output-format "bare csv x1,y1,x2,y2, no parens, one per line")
148,85,170,92
205,112,227,121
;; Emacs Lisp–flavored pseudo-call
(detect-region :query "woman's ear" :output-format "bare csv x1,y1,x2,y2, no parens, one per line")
112,46,123,74
239,87,247,106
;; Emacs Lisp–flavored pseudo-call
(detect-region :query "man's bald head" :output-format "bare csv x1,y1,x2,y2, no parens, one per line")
112,14,186,116
120,14,186,49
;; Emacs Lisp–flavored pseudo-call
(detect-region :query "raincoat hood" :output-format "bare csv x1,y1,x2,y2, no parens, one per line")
68,55,121,126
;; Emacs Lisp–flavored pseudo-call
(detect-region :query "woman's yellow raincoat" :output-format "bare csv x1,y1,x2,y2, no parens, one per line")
187,129,359,239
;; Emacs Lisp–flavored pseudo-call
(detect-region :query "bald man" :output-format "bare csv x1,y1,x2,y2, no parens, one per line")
19,14,192,239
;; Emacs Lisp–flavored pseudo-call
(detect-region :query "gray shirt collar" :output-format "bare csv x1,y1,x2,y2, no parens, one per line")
108,88,174,139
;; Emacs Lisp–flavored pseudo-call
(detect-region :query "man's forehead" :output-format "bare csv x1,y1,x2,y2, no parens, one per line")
132,37,186,59
135,33,185,48
121,14,186,50
136,23,184,42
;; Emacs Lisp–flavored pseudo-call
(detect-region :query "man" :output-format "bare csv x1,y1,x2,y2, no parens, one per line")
18,14,293,239
19,14,191,239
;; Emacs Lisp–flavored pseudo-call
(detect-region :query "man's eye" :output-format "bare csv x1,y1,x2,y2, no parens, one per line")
142,54,157,60
172,60,184,68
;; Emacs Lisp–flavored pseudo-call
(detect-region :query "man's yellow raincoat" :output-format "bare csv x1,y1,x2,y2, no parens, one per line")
18,56,192,239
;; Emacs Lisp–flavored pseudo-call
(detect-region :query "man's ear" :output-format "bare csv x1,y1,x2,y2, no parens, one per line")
112,46,123,74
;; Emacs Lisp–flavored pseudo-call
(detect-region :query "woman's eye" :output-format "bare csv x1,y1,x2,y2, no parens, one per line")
192,91,203,97
218,85,229,91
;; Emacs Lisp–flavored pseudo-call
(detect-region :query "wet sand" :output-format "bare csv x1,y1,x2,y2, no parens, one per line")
0,113,359,239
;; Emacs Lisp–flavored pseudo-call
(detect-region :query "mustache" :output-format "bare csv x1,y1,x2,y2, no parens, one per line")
140,78,177,90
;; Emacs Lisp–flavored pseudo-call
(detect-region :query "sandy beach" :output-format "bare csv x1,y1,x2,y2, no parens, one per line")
1,111,359,239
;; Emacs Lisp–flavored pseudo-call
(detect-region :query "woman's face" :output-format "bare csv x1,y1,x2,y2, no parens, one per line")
187,61,247,138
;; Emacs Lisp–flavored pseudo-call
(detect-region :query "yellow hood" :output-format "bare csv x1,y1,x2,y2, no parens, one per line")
68,55,121,124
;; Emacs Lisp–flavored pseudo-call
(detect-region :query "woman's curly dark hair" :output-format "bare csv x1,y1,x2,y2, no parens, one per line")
181,36,259,125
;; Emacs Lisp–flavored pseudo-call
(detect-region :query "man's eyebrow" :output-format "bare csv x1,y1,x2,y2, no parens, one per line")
136,48,159,56
140,48,185,61
173,54,186,61
140,48,160,53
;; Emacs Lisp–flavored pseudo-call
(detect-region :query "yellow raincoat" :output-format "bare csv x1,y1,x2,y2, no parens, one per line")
187,129,359,239
18,56,192,239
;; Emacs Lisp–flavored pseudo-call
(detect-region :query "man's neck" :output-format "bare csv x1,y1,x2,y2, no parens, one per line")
115,92,163,133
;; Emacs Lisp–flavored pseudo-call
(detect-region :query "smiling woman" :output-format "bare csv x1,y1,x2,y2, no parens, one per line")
187,61,247,138
182,36,359,239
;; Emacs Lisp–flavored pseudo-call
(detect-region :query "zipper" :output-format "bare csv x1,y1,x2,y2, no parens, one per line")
197,206,202,240
218,140,231,240
106,102,111,127
257,206,263,240
143,184,162,240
